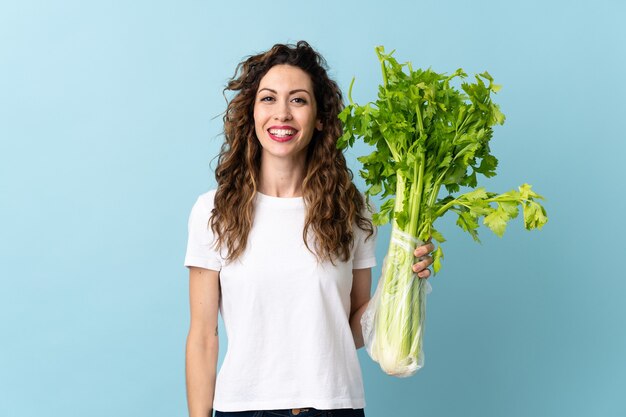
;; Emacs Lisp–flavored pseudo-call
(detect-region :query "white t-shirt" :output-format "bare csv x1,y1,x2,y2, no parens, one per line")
184,190,377,411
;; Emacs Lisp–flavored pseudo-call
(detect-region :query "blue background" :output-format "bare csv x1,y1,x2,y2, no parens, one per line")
1,0,624,416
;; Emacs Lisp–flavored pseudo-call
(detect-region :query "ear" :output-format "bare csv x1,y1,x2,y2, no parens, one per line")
315,119,323,131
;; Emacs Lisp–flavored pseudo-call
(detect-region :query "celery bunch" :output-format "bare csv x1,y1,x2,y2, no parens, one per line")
338,46,548,377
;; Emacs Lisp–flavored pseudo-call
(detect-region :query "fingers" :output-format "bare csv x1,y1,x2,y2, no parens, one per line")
413,241,435,258
411,240,436,279
412,255,433,279
417,268,431,279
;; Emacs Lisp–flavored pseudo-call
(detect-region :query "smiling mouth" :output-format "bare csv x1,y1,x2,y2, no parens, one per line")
268,128,298,142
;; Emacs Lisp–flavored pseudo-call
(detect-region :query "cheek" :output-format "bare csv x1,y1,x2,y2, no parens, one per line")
253,109,264,133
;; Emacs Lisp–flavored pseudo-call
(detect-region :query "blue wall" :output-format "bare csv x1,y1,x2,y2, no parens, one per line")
1,1,624,416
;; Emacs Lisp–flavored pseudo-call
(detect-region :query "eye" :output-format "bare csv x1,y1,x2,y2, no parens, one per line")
260,96,274,102
292,97,307,104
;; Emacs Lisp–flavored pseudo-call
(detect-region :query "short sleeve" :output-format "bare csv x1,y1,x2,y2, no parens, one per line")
352,201,377,270
184,191,222,271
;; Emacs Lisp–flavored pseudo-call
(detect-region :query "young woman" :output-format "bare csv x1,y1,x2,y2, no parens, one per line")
184,41,434,417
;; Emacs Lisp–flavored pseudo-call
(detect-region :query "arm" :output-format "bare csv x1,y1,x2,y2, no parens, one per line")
349,268,372,350
186,266,221,417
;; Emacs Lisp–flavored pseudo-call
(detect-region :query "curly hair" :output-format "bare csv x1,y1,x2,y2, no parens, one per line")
210,40,373,263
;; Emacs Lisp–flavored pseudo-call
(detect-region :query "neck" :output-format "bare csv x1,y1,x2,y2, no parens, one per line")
258,154,307,197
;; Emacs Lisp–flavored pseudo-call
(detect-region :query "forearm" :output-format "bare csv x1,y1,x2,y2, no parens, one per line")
186,334,219,417
349,300,370,349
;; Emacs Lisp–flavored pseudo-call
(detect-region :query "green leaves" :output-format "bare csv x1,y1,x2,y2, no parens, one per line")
339,46,548,275
444,184,548,240
483,206,509,237
432,245,444,274
373,198,395,226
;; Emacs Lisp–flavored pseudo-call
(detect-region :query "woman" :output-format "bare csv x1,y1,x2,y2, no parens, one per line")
184,41,434,417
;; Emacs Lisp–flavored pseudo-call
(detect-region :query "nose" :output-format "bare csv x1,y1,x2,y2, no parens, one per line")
273,101,292,121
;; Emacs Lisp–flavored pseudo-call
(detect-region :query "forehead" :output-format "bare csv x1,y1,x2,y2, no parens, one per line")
257,64,314,92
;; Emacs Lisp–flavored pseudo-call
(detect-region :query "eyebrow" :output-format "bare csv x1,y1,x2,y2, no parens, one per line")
258,88,312,96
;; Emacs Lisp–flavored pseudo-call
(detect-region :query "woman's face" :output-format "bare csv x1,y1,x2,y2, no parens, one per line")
253,64,323,164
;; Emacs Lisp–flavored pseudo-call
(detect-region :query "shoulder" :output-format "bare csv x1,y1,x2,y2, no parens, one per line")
193,189,218,210
357,192,377,222
187,189,218,224
356,193,378,239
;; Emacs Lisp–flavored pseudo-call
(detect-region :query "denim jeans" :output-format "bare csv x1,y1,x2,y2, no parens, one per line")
214,407,365,417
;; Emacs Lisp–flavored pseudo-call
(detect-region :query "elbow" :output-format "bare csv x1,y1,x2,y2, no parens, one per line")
351,324,365,350
186,327,220,352
349,304,369,350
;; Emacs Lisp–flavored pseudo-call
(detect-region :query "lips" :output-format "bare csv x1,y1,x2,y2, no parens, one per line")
267,126,298,142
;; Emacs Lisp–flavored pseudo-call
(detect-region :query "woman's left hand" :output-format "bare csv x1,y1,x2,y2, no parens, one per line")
412,240,436,279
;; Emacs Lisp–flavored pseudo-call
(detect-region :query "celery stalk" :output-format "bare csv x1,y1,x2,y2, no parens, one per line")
341,46,548,377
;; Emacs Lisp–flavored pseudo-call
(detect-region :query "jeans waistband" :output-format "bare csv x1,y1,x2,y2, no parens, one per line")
265,408,323,417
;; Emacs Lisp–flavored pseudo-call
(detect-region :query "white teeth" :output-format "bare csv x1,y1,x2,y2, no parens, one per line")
269,128,296,136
